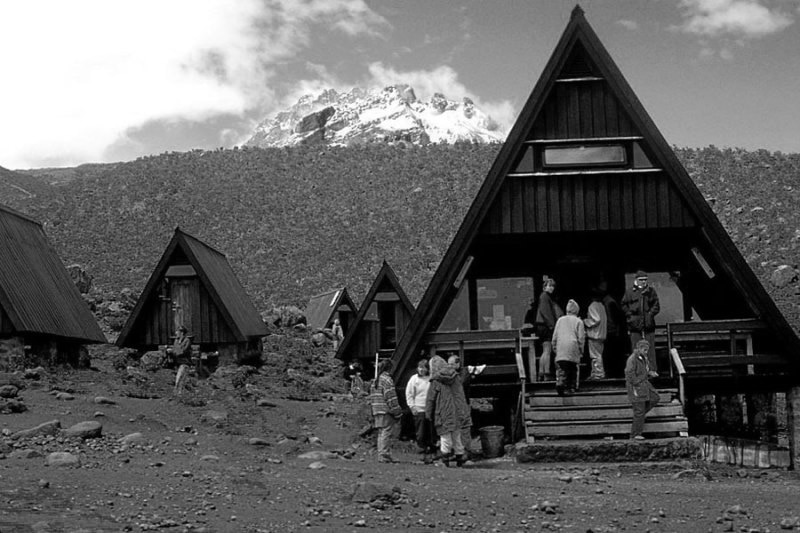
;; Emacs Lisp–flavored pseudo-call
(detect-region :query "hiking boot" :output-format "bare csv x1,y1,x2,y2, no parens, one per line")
441,451,454,467
455,454,465,467
378,454,397,463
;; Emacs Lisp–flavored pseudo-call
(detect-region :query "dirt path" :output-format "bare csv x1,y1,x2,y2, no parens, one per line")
2,366,799,533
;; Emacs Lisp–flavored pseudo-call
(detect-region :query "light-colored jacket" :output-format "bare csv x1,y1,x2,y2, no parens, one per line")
552,301,585,364
405,373,430,414
584,300,607,341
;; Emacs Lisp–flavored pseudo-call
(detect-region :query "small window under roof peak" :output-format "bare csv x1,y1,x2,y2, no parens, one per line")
559,42,597,79
543,144,625,167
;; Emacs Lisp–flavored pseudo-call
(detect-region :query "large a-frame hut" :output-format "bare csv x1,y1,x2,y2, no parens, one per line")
305,287,358,332
335,261,415,374
390,6,800,459
0,204,105,366
117,228,268,360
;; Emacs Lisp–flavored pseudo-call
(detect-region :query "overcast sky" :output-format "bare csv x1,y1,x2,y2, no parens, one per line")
1,0,798,169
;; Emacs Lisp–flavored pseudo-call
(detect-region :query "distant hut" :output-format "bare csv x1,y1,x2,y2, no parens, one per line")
0,204,105,366
305,287,357,333
335,262,415,373
116,228,268,361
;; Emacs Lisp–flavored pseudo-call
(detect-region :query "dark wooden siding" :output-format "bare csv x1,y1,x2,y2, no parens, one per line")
349,301,413,362
531,80,635,140
0,304,12,334
130,281,236,347
480,172,695,234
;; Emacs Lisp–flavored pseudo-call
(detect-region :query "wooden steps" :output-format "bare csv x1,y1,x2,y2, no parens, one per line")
525,383,689,441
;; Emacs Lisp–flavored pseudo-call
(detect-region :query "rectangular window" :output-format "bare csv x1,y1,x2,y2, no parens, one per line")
477,277,534,331
543,144,626,167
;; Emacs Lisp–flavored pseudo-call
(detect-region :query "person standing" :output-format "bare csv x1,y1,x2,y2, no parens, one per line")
331,318,344,351
534,277,564,381
426,355,469,467
622,271,660,373
625,339,660,440
584,288,608,380
552,299,585,396
405,359,435,460
369,359,402,463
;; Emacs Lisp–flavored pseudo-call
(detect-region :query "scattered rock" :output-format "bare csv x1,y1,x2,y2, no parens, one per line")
772,265,798,288
63,421,102,440
11,420,61,440
46,452,80,467
298,450,337,460
200,410,228,426
0,398,26,414
9,449,43,460
55,392,75,401
256,399,277,407
349,481,400,503
308,461,326,469
0,385,19,398
94,396,116,405
780,516,800,529
672,469,699,479
248,438,270,446
119,432,145,445
200,455,220,462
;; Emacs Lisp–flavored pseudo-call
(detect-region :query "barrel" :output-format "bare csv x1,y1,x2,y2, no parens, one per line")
479,425,505,458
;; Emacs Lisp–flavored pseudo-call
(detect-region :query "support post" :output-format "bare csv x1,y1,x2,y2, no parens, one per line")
788,386,800,470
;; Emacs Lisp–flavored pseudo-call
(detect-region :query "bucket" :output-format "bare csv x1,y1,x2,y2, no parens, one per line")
479,425,505,458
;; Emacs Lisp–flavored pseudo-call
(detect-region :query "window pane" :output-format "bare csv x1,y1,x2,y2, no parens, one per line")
623,271,698,324
477,278,534,330
544,144,625,166
439,283,469,331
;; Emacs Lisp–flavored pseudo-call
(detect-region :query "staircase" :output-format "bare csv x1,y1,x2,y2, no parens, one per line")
524,379,689,442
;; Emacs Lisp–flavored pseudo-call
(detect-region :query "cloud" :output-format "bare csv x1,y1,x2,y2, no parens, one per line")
677,0,793,38
0,0,388,168
617,19,640,31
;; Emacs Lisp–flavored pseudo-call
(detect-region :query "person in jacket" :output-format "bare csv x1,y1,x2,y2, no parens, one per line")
166,326,191,368
369,359,402,463
331,318,344,351
534,277,564,382
552,299,585,396
425,354,469,467
622,270,660,373
405,359,435,459
584,288,608,380
448,354,477,458
625,339,660,439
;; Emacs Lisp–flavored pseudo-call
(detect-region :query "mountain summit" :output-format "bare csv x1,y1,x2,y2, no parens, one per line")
244,85,506,148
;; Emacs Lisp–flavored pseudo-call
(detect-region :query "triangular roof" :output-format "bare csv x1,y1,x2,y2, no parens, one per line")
305,287,358,330
391,5,800,380
335,261,415,361
117,228,268,346
0,204,105,343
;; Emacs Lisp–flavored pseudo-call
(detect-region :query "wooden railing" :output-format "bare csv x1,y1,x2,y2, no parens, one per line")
669,348,686,409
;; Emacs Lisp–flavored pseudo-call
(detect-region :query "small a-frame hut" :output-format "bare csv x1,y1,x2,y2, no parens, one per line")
117,228,268,360
335,261,415,373
390,6,800,460
305,287,357,332
0,204,105,366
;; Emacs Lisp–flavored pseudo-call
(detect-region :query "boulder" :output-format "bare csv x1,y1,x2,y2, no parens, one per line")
55,392,75,401
200,410,228,426
771,265,798,288
0,385,19,398
11,420,61,440
0,372,24,389
0,398,27,414
94,396,116,405
261,306,306,328
311,332,328,347
119,432,145,445
66,264,93,294
349,482,401,503
63,421,102,440
46,452,80,467
9,449,43,460
248,438,270,446
298,450,337,460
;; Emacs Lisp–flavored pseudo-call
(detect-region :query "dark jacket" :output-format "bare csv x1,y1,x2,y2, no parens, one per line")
625,352,659,404
621,285,660,333
602,293,624,337
425,363,470,434
534,292,564,340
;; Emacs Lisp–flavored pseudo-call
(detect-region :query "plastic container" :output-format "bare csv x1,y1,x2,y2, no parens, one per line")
479,425,505,458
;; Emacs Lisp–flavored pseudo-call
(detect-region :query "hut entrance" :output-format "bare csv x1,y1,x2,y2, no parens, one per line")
170,278,197,336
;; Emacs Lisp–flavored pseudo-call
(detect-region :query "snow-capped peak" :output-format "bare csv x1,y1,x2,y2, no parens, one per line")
244,85,506,148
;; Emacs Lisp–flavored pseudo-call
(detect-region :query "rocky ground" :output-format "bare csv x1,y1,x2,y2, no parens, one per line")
2,335,800,533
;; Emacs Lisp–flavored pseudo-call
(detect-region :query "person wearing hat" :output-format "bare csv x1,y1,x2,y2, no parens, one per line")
625,339,660,439
552,299,585,396
621,270,660,373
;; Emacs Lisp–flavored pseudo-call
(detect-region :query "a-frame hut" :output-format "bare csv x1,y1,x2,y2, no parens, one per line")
335,261,415,374
117,228,268,360
0,204,105,366
391,6,800,458
305,287,358,332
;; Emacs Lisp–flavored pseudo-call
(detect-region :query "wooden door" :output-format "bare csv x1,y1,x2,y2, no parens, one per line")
170,279,195,335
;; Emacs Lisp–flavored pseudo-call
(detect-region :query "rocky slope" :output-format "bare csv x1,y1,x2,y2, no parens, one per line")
245,85,505,148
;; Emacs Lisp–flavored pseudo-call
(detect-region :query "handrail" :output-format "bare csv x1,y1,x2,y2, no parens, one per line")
515,332,529,443
670,348,686,410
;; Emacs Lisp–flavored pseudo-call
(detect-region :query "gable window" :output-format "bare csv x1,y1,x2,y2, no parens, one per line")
543,144,626,167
